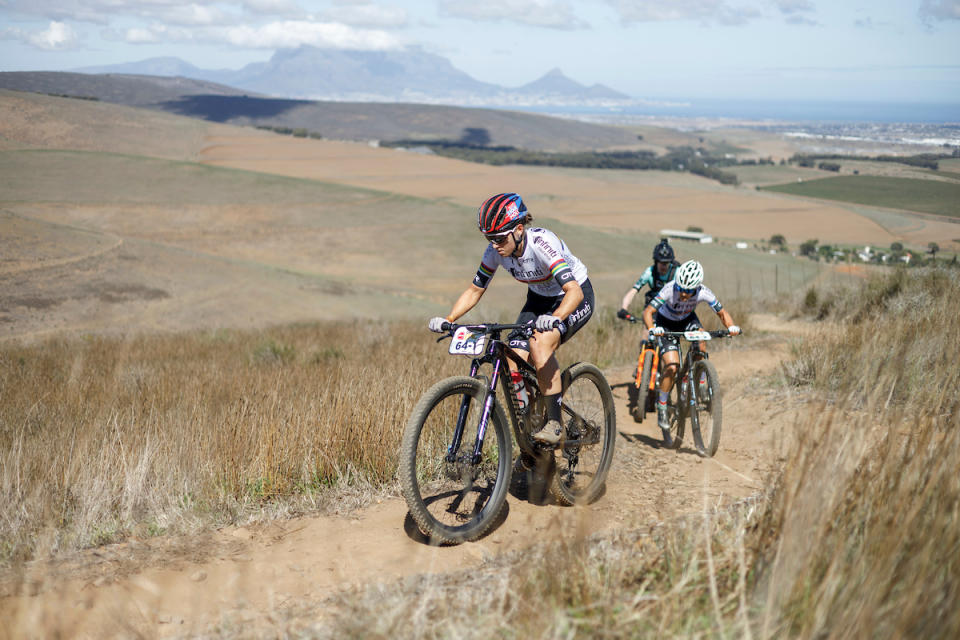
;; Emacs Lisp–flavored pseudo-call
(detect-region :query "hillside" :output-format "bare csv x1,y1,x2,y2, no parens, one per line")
0,73,641,152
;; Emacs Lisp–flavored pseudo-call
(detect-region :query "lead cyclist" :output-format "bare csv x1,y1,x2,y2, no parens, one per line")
641,259,740,447
428,193,595,446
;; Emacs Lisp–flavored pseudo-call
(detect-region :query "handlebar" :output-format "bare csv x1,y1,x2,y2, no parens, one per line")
440,321,537,338
657,329,741,339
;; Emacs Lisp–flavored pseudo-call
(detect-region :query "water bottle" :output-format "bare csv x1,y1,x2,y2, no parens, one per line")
510,371,528,410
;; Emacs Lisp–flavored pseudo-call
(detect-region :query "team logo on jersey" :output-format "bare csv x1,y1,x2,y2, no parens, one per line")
533,235,559,258
508,266,544,280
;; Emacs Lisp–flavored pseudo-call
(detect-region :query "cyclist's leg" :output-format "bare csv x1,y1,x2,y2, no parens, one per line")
655,312,684,393
531,280,594,443
508,292,548,368
529,279,594,394
653,313,685,439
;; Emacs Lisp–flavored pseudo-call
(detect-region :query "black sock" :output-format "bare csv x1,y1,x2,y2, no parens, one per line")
544,393,562,422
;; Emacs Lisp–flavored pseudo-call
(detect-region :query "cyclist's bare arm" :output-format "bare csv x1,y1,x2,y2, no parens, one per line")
620,287,638,311
551,280,584,323
717,308,735,329
642,304,656,329
444,284,486,323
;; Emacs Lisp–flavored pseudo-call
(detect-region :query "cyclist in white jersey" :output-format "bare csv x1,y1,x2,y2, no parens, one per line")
642,259,740,447
428,193,594,446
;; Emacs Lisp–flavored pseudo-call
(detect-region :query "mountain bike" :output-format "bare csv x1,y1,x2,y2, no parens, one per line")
623,320,735,457
399,321,616,544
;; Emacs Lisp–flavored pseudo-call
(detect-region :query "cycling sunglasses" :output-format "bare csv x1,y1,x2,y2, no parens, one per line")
676,285,700,296
484,230,515,245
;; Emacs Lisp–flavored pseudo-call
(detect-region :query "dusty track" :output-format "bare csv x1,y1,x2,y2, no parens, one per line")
2,316,806,638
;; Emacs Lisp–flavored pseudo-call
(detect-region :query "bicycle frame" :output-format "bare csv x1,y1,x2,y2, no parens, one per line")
659,329,730,453
443,323,539,467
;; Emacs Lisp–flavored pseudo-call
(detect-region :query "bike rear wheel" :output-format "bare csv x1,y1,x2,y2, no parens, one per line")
399,376,512,544
550,363,616,506
689,360,722,457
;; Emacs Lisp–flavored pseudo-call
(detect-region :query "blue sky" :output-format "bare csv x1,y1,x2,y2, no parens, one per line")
1,0,959,102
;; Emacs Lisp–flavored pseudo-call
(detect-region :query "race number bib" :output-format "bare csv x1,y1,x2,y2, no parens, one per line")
449,326,487,356
684,330,712,342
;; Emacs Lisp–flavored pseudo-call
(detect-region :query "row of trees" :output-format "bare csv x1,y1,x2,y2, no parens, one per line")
381,139,744,185
255,125,323,139
789,152,955,171
778,235,950,266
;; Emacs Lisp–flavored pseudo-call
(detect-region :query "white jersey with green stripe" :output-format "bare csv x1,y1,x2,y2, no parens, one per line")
473,227,588,297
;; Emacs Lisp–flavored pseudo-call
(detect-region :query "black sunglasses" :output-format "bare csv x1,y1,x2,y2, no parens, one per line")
485,231,514,245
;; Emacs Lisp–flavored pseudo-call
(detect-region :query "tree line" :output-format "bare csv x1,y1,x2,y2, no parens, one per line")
381,139,748,185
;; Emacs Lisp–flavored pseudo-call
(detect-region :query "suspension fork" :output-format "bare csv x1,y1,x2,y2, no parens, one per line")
446,347,504,465
683,354,699,426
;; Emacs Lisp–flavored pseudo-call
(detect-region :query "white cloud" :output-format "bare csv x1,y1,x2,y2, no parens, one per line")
322,3,409,28
604,0,761,26
439,0,588,30
222,20,402,49
161,4,233,26
919,0,960,21
124,26,162,44
16,21,82,50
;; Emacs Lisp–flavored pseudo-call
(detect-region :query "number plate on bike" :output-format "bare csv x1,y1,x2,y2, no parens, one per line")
684,330,712,341
449,327,487,356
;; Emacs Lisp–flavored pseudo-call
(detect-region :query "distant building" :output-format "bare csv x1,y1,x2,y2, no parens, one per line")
661,229,714,244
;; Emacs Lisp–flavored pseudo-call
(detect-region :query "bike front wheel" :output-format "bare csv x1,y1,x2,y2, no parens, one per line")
666,376,685,450
689,359,722,457
634,350,654,423
551,363,617,506
399,376,512,544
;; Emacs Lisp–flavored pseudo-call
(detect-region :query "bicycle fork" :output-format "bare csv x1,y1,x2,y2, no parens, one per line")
446,353,503,466
683,368,707,454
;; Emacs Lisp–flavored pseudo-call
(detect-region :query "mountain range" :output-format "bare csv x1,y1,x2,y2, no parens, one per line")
74,46,632,106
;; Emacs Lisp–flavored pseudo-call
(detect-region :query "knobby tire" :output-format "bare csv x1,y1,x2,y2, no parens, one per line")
690,359,722,457
634,350,654,423
549,363,616,506
667,376,685,450
399,376,512,544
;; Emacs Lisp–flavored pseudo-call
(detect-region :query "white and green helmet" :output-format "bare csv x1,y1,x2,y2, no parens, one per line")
675,259,704,292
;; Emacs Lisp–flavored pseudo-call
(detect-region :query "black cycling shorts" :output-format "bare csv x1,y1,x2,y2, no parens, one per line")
654,311,702,354
507,279,594,353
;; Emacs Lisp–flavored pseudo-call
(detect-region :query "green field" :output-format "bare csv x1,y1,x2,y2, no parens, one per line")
727,163,827,186
761,175,960,218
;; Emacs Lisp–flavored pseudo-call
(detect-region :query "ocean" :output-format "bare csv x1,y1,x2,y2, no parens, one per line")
513,98,960,155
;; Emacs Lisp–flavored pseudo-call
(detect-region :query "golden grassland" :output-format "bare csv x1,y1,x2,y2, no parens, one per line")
317,268,959,638
3,89,959,635
3,269,958,636
0,310,653,562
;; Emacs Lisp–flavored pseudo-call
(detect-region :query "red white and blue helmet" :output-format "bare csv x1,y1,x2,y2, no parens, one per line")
477,193,528,235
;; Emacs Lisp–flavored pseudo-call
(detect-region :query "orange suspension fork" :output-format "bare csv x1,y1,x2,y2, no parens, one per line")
634,342,660,390
648,345,659,391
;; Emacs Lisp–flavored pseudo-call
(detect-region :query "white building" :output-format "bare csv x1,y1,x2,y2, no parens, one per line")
661,229,714,244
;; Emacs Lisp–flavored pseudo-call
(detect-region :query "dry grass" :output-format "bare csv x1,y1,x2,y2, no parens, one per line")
0,311,635,564
307,266,960,638
4,266,957,637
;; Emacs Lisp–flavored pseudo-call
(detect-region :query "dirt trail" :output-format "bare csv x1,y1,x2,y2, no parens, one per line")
1,315,808,638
